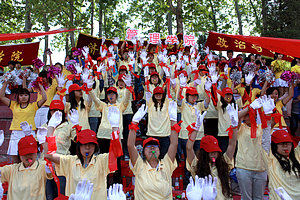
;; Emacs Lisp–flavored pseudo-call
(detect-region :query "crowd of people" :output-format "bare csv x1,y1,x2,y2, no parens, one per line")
0,37,299,200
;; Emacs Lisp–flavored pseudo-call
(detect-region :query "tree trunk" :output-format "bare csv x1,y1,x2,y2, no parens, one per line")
98,0,103,37
208,0,218,31
24,0,32,42
43,14,50,64
176,0,183,34
69,0,75,47
167,12,172,35
65,33,69,57
104,8,106,37
91,0,94,36
261,0,267,36
234,0,243,35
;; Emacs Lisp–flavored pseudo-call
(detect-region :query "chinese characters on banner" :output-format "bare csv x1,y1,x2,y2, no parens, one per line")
149,33,160,44
126,29,138,41
0,42,39,66
183,35,196,46
166,35,179,44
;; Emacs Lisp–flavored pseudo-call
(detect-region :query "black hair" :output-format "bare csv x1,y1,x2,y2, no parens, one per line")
186,93,198,103
220,94,236,113
69,90,86,110
149,74,161,86
105,90,118,103
55,62,63,70
266,87,280,97
291,58,300,67
16,88,30,104
229,66,239,75
76,142,99,166
227,50,233,54
39,70,52,85
274,53,284,60
255,54,261,59
255,60,262,67
47,109,68,125
152,90,166,111
15,61,21,65
271,142,300,177
8,61,15,66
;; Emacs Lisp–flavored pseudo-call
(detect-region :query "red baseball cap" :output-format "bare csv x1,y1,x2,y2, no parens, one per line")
71,47,77,52
68,84,82,93
143,137,160,148
97,57,106,62
18,135,38,156
150,71,159,77
200,135,222,152
186,87,198,95
107,87,118,93
148,63,156,69
198,65,207,70
272,130,293,144
178,70,188,77
217,87,233,97
153,86,164,94
77,129,98,145
119,65,127,71
50,100,64,110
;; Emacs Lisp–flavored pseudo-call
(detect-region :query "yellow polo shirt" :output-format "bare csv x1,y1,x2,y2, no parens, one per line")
90,90,129,139
34,79,57,107
41,122,76,155
187,153,233,200
147,98,171,137
291,65,300,74
0,160,50,200
274,100,287,128
9,100,39,130
179,101,206,140
130,154,177,200
87,78,101,118
236,87,261,107
117,87,133,115
261,146,300,200
65,101,91,130
236,123,266,171
56,154,113,200
271,60,291,79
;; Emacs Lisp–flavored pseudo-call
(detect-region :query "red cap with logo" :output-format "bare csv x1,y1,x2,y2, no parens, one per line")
148,63,156,69
186,87,198,95
107,87,118,93
143,137,160,148
217,87,233,97
50,100,64,110
77,129,98,145
150,71,159,77
178,70,188,77
68,84,82,93
271,130,293,144
153,86,164,94
119,65,127,71
18,135,38,156
200,135,222,152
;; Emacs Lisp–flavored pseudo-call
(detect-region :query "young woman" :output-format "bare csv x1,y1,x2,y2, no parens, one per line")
270,53,291,90
186,103,239,200
42,107,121,200
0,124,51,200
0,80,46,161
127,102,178,200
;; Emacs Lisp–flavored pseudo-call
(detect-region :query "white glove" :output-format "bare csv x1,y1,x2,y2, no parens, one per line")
97,63,106,73
128,51,135,60
207,64,216,75
101,36,106,45
45,162,54,174
183,55,189,63
191,60,198,71
176,61,182,71
139,37,144,46
250,98,262,110
157,52,163,62
0,172,3,200
186,175,204,200
143,66,149,77
275,187,293,200
86,77,94,88
0,130,4,146
202,175,218,200
69,109,79,125
207,53,214,61
224,64,228,75
131,37,137,45
108,45,114,54
20,121,32,136
179,73,187,87
163,67,170,77
245,71,255,85
162,49,168,56
69,179,94,200
108,184,126,200
210,71,219,84
195,110,207,130
74,63,82,74
100,48,107,58
145,91,152,103
194,79,201,87
178,51,183,60
204,46,210,55
81,68,90,83
108,106,120,128
108,58,115,67
37,127,47,144
65,80,73,94
122,74,132,87
140,50,147,60
56,74,66,87
113,37,120,45
48,111,62,128
82,46,89,59
205,78,212,91
227,103,239,127
170,78,176,87
261,95,275,114
162,55,169,64
170,55,176,63
132,104,148,123
168,101,177,121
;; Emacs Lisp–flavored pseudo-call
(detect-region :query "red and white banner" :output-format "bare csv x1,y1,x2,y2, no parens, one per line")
0,42,39,66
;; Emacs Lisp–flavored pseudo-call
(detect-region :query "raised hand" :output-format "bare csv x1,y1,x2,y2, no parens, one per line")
132,104,148,123
245,71,255,85
139,37,144,46
69,109,79,126
186,175,204,200
96,63,106,73
128,51,135,61
56,74,66,88
163,67,170,77
82,46,89,59
108,106,120,128
210,71,219,84
109,45,114,54
100,48,107,58
74,63,82,74
191,60,198,71
108,58,115,67
81,68,90,83
224,64,229,75
48,111,62,128
260,95,275,114
168,101,177,122
250,98,262,110
144,66,149,77
69,179,94,200
113,37,120,45
122,74,132,87
183,55,189,63
101,36,106,45
20,121,32,136
37,127,47,144
227,103,239,127
108,184,126,200
131,37,137,45
203,175,218,200
205,78,212,91
204,46,210,55
179,73,187,87
195,110,207,130
170,55,176,63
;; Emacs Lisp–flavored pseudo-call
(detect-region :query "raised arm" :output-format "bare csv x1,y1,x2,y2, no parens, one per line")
282,82,295,105
0,82,10,106
37,83,47,107
225,103,239,160
167,101,179,162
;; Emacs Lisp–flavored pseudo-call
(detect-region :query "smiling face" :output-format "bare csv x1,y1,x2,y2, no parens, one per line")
117,79,126,89
187,94,198,104
154,93,163,101
224,93,233,103
270,89,279,101
150,75,159,85
80,143,96,159
74,90,83,99
20,153,37,168
276,142,292,157
18,93,30,104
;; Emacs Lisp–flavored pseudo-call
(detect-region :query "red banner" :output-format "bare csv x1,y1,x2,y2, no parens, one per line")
0,28,80,42
0,42,39,66
205,31,299,61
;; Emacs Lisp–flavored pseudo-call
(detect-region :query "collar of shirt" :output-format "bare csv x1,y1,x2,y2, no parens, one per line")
146,160,163,171
75,155,96,167
19,160,39,171
108,103,117,107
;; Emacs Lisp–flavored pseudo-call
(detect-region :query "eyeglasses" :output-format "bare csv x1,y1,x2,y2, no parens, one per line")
145,145,159,148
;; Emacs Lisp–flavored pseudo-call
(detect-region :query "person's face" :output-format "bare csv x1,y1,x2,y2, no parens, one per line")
144,144,160,161
42,77,48,84
123,52,128,60
296,58,300,64
119,70,126,75
20,153,37,168
74,90,83,98
65,56,70,62
15,63,21,69
8,64,14,71
149,67,156,74
55,64,63,71
154,93,163,101
220,57,226,61
147,54,154,62
224,93,233,103
184,51,189,56
277,54,283,59
250,55,255,61
150,47,156,53
261,58,266,65
118,80,126,89
256,55,261,61
208,151,219,163
270,89,279,101
107,92,117,103
187,94,198,104
80,143,96,159
150,75,159,85
227,52,233,59
255,63,261,70
277,142,292,157
18,93,29,104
